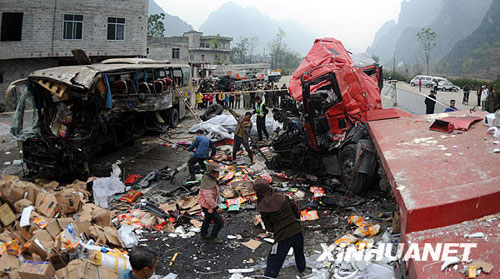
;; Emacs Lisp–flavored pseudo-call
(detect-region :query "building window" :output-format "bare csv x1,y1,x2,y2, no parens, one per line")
201,54,205,61
1,12,23,41
172,48,180,59
190,53,194,60
200,42,205,48
107,17,125,41
63,14,83,40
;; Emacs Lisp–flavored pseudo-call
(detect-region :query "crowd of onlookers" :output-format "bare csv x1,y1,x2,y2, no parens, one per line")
193,78,291,111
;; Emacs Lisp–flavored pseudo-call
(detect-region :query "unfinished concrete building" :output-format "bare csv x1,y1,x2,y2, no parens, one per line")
0,0,148,107
147,31,232,78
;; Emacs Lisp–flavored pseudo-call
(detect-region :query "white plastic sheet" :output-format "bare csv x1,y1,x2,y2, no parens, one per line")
118,225,139,248
190,114,277,141
92,164,125,208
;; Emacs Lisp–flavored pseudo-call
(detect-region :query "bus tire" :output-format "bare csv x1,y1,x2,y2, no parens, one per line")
170,108,179,128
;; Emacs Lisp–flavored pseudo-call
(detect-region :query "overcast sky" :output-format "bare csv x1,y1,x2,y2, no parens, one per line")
156,0,403,52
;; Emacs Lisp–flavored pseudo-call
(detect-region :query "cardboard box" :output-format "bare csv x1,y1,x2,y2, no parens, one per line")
35,193,58,218
73,212,91,236
29,230,55,259
92,209,110,227
9,183,25,205
0,204,16,227
14,199,33,214
24,184,41,205
59,259,117,279
55,190,81,214
46,219,62,239
18,261,56,279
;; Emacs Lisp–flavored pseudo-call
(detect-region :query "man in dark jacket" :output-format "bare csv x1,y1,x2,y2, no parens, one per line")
253,179,306,278
187,130,216,181
254,96,269,141
425,90,437,114
230,109,254,164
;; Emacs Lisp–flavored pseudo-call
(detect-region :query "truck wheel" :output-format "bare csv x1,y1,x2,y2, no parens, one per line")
341,144,370,193
170,108,179,128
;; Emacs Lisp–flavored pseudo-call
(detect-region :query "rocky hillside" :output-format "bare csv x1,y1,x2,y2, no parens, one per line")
438,0,500,79
367,0,444,65
149,0,194,37
392,0,491,69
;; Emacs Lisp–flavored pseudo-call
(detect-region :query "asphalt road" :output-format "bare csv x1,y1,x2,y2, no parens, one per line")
381,81,478,115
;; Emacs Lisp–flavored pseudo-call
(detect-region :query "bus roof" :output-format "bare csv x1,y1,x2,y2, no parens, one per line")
28,62,190,89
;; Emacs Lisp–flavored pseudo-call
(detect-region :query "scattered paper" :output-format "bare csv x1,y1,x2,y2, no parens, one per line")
464,232,484,239
470,258,494,273
242,239,262,251
441,256,460,271
190,219,202,228
20,206,34,227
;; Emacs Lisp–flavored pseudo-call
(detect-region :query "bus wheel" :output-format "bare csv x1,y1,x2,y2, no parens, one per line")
170,108,179,128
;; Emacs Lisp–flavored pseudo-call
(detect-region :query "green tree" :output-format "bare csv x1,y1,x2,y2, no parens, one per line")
416,27,437,75
148,13,165,37
248,36,259,63
209,34,226,64
233,37,249,63
269,27,286,69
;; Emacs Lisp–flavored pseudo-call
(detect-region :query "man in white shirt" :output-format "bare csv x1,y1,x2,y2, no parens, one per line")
481,85,489,111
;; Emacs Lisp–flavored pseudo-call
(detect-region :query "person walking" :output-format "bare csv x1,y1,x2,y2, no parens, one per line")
198,163,224,244
187,130,216,181
418,78,422,92
253,179,308,278
254,96,269,141
425,90,437,114
230,109,254,164
462,83,470,105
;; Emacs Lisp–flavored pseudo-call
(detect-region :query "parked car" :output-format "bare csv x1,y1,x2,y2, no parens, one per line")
410,75,434,87
438,81,460,92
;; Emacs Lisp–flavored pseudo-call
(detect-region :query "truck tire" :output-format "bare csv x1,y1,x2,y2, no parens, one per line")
341,144,370,193
170,108,179,128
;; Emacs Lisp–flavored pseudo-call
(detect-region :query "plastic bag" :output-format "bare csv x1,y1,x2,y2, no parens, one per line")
118,225,139,248
92,164,125,208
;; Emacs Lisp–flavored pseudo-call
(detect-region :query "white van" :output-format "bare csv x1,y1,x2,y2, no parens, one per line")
410,75,434,87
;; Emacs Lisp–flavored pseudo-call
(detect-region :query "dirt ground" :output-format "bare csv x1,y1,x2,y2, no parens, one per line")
0,107,397,278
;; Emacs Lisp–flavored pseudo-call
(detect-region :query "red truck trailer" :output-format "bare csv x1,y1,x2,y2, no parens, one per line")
271,37,500,278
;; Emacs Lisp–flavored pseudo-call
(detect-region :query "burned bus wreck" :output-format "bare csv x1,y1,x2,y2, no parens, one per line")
8,59,193,177
269,38,397,193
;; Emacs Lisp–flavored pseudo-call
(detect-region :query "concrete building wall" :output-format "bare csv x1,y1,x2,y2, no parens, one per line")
148,36,189,63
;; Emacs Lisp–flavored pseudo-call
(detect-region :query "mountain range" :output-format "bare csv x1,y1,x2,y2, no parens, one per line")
199,2,317,55
368,0,495,79
438,0,500,79
148,1,316,55
148,0,193,37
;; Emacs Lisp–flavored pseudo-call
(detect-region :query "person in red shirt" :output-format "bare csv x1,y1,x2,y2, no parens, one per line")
198,163,224,243
208,93,214,105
